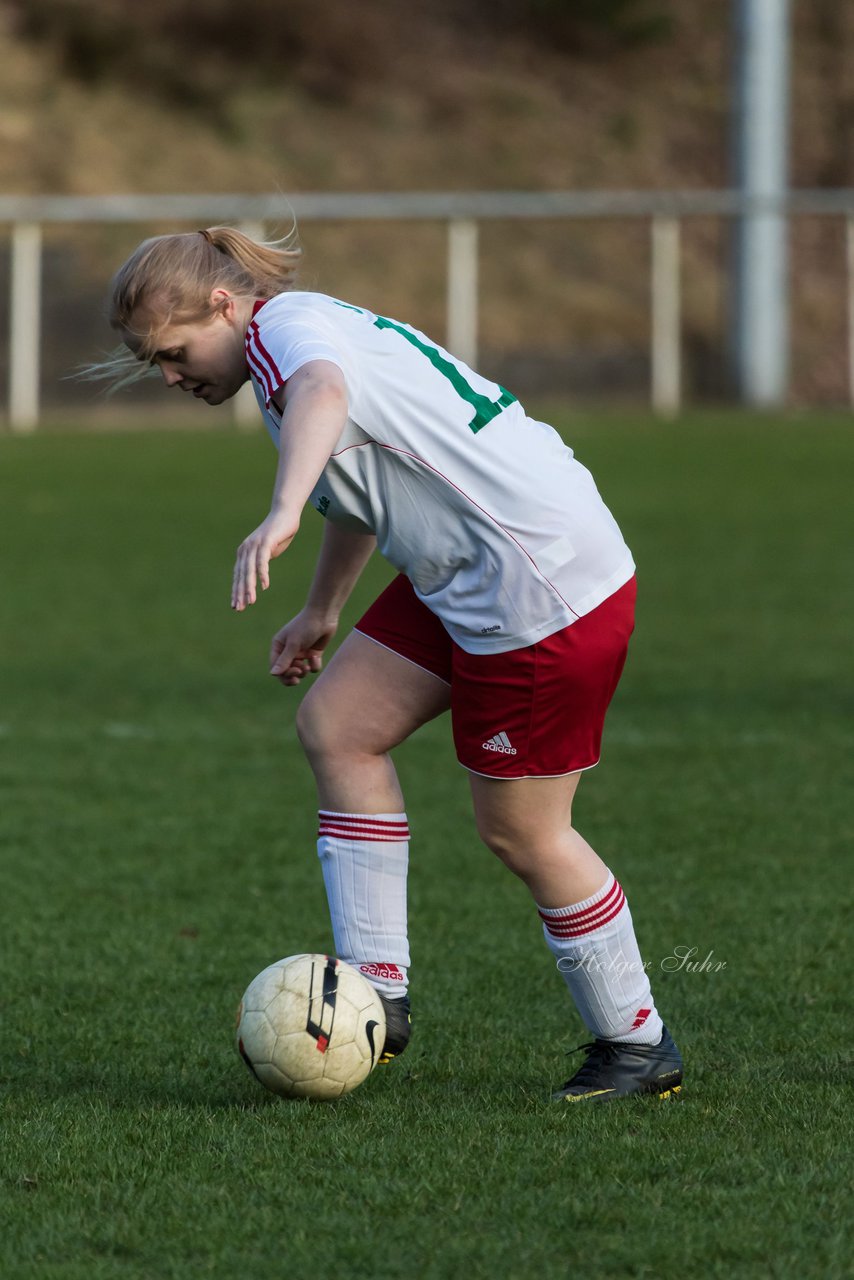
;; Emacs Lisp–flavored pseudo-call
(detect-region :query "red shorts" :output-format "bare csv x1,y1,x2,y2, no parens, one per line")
355,574,636,779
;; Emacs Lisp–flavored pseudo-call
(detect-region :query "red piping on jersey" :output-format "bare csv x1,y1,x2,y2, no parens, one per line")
245,344,274,402
246,322,282,391
245,300,275,400
327,440,581,620
245,321,284,404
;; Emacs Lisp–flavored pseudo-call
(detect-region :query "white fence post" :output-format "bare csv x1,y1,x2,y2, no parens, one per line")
233,221,266,429
5,192,854,422
651,215,681,415
447,218,478,368
9,222,42,432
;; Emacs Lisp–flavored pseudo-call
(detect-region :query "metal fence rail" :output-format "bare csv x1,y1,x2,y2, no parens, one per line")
3,189,854,429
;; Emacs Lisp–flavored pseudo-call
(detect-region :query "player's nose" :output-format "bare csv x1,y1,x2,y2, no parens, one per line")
159,365,183,388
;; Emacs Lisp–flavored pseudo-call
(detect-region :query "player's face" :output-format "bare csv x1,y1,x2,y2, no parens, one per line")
127,294,249,405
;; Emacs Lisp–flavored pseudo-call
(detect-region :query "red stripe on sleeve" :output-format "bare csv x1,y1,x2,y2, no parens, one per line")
245,336,275,403
248,321,284,392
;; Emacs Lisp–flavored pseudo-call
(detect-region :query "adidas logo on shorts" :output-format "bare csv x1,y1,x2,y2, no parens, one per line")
483,731,517,755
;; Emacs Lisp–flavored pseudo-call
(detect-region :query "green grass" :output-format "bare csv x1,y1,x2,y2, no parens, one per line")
1,411,851,1279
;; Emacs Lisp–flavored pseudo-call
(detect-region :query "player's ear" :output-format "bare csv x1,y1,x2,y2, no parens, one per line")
210,287,234,319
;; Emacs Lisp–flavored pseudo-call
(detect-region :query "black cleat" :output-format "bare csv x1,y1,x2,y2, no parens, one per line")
377,993,411,1064
553,1026,683,1103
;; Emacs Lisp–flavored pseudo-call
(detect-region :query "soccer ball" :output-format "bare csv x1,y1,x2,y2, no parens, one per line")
235,953,386,1100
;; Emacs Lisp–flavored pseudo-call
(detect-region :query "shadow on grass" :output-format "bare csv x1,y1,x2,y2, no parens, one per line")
1,1047,589,1115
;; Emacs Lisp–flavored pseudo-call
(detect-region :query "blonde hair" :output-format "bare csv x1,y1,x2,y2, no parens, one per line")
83,224,301,390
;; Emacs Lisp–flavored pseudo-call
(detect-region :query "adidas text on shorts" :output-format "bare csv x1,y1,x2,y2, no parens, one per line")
355,574,636,779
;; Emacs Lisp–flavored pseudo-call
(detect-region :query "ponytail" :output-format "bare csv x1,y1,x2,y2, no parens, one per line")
81,222,301,390
110,223,301,352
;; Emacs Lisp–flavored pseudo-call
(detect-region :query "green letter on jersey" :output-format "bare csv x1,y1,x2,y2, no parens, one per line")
373,315,516,434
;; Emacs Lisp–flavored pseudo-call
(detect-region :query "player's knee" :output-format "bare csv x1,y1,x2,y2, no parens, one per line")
296,683,384,766
295,685,340,761
475,809,577,884
474,812,531,877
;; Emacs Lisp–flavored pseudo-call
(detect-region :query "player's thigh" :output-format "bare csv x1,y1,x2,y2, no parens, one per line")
296,630,451,758
450,577,636,782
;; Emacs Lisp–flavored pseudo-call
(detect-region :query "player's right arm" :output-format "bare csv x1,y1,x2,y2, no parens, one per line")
231,361,349,612
269,523,377,685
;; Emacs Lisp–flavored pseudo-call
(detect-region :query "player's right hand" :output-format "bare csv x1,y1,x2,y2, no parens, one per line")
231,509,299,612
269,609,338,686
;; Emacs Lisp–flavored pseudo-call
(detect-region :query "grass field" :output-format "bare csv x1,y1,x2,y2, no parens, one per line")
1,411,851,1279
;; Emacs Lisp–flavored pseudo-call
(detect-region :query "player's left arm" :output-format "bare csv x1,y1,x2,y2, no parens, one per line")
231,360,348,611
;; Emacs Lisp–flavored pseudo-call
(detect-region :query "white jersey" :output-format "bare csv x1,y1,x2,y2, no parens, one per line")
245,292,635,654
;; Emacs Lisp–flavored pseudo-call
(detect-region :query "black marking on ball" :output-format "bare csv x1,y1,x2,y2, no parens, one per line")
305,955,339,1051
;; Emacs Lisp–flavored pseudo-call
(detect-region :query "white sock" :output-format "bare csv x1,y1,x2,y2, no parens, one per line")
317,810,410,999
538,872,663,1045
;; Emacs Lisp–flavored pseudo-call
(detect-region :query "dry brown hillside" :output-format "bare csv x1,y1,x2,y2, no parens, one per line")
1,0,852,407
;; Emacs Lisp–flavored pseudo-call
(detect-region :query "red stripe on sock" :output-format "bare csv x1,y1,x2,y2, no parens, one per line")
538,878,621,926
319,827,409,842
318,820,410,842
540,893,626,937
539,883,626,938
553,877,622,924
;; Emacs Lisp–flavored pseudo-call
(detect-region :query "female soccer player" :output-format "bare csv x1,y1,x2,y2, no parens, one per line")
103,225,682,1102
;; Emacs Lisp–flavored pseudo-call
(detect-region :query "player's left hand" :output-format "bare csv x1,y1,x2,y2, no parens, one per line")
231,510,299,611
268,608,337,685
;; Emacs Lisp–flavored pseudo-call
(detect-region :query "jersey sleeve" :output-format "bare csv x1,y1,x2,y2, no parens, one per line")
244,302,349,407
